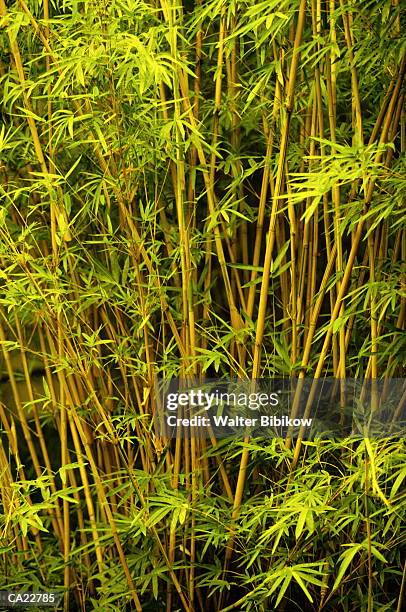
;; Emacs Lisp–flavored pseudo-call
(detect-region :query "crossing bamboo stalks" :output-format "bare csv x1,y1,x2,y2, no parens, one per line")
0,2,404,610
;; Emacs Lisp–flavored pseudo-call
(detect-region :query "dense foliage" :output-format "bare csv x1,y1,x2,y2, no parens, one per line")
0,0,405,610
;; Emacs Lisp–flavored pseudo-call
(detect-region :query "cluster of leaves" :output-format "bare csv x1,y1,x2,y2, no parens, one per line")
0,0,404,610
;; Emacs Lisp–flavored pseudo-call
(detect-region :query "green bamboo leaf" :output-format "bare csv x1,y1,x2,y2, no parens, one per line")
332,544,363,593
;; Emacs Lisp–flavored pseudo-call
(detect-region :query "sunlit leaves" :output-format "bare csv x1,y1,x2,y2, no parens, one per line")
0,1,404,610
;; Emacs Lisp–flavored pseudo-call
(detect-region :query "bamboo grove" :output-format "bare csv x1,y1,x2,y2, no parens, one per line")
0,0,405,610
